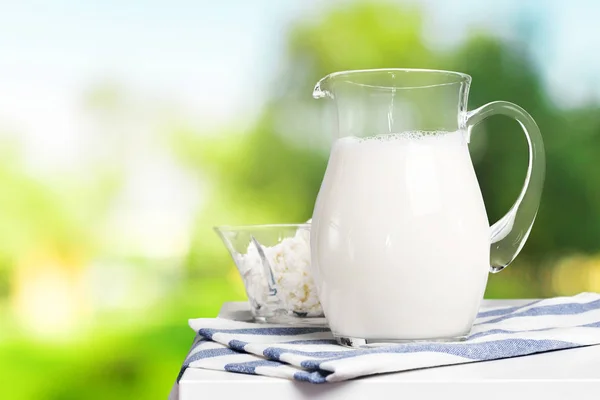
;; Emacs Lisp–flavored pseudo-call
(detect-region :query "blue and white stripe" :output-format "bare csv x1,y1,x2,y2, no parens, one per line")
180,293,600,383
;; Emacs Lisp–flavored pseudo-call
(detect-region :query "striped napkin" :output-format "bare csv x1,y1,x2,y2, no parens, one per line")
179,293,600,383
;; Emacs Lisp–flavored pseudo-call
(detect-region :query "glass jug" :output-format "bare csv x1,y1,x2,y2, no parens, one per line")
310,69,545,346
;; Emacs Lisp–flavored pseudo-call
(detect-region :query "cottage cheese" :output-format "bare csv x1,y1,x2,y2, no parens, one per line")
237,226,323,317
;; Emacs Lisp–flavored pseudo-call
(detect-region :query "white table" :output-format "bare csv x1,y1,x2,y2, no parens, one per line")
173,300,600,400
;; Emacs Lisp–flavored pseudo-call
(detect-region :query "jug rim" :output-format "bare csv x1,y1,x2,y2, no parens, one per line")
314,68,471,96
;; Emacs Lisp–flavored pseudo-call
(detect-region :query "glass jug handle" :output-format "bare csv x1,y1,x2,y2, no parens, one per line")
465,101,546,273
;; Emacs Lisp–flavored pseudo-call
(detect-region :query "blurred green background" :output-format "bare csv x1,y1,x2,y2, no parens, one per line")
1,0,600,398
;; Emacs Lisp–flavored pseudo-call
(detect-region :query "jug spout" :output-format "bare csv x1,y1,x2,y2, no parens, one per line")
313,74,333,99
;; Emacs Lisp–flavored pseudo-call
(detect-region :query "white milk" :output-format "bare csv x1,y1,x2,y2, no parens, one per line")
310,131,490,340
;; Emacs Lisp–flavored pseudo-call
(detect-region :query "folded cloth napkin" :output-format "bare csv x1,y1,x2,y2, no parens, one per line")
179,293,600,383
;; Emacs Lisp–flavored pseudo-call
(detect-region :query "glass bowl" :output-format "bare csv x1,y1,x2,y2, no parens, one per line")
214,223,325,325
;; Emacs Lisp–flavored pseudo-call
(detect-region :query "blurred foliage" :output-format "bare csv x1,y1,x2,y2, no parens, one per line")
0,142,120,262
2,2,600,399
